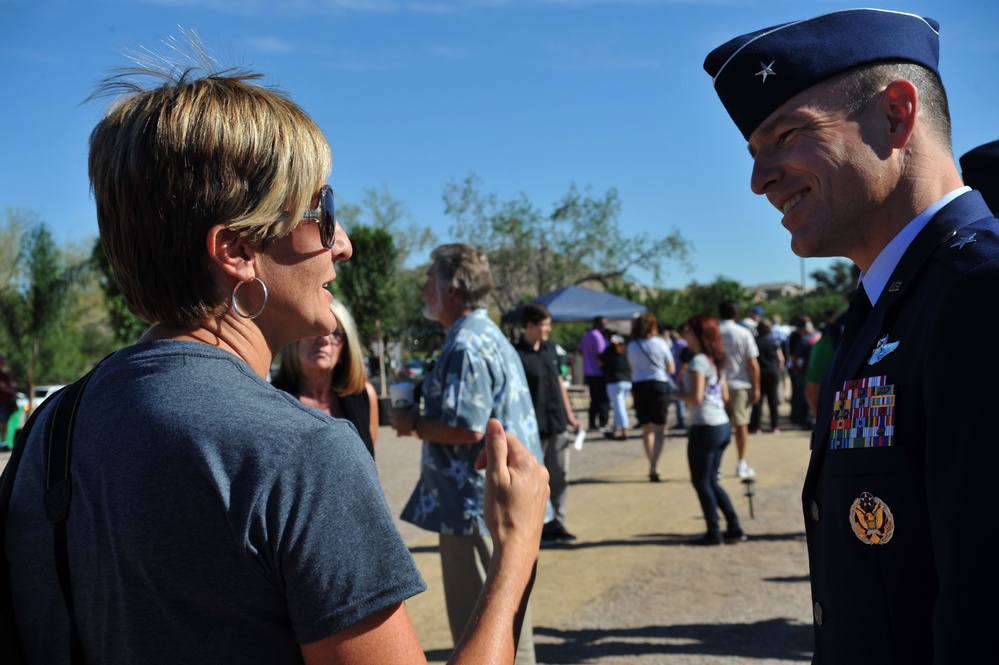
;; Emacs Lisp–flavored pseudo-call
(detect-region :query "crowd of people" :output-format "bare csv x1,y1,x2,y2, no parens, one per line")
3,7,999,664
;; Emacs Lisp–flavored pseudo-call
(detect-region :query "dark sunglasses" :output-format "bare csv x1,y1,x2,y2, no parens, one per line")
301,185,337,249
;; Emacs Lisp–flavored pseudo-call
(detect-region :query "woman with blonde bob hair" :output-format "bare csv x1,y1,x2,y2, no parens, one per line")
273,300,379,457
5,40,548,665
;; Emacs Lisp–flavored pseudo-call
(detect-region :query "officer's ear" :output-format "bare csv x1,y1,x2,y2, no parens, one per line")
879,78,918,150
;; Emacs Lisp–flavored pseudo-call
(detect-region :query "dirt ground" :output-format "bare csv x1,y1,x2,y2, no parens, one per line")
1,401,815,664
378,403,815,665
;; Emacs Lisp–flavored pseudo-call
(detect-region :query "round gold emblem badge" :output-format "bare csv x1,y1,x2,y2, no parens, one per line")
849,491,894,545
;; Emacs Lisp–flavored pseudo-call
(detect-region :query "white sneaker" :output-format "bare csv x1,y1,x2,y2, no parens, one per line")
736,459,756,479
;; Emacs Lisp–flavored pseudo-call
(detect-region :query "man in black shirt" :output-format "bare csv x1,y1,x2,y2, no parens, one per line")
516,303,580,542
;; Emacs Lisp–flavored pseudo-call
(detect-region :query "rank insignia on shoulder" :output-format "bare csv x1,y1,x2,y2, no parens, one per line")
951,232,977,249
868,335,899,365
850,491,894,545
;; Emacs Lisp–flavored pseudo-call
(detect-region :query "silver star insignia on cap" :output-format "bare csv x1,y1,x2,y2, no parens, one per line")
951,233,977,249
755,60,777,83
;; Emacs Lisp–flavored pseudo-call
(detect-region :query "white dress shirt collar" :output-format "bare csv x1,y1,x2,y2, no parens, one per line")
860,187,970,306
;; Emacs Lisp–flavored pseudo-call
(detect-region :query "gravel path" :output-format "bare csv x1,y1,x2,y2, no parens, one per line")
1,401,815,664
377,403,815,664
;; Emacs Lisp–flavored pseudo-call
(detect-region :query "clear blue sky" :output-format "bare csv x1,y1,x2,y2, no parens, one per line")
2,0,996,289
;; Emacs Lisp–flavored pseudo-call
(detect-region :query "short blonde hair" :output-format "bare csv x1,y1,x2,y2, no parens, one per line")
88,44,332,327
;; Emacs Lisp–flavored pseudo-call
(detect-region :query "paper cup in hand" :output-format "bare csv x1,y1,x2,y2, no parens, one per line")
390,382,414,408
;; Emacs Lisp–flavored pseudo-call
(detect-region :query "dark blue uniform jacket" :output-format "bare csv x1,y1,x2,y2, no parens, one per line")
805,191,999,664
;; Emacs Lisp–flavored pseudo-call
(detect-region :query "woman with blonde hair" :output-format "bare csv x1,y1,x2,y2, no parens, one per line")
273,300,379,457
5,43,548,664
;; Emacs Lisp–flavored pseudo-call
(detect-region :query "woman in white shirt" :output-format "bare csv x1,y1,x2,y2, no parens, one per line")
677,314,746,546
626,313,675,482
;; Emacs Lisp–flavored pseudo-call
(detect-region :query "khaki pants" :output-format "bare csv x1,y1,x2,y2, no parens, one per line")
439,527,536,665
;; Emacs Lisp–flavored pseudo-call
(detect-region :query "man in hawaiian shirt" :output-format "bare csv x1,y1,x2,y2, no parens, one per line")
390,244,549,665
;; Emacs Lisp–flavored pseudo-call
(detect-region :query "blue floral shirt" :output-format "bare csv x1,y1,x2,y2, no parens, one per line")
401,309,549,535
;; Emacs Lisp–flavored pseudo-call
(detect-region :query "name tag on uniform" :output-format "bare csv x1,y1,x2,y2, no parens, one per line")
829,375,895,449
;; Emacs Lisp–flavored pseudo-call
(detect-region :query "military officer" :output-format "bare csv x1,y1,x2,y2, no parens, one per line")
705,8,999,663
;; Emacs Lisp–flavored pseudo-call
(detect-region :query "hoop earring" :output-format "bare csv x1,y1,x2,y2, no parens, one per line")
231,277,268,320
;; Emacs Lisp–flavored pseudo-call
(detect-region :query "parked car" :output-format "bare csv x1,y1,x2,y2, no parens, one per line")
32,384,67,411
15,391,28,414
3,392,30,447
404,359,425,379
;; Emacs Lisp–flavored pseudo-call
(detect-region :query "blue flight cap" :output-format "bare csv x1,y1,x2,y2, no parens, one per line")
704,8,941,140
960,140,999,214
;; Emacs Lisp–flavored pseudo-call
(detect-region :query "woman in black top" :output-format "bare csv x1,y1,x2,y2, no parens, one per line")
600,334,632,440
273,300,379,457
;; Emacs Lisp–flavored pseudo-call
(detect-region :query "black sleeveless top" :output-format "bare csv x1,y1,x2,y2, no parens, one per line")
339,389,375,459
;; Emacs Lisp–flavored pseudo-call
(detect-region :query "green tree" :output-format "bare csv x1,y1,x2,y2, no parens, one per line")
0,219,89,405
444,174,693,314
362,185,436,268
674,277,754,326
0,207,26,293
633,287,690,330
549,321,588,354
91,238,148,344
334,225,399,344
395,272,446,357
810,259,857,297
754,288,850,330
332,225,399,394
0,208,27,359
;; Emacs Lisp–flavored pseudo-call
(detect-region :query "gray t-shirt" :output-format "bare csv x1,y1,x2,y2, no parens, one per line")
7,340,425,663
684,353,729,427
626,336,675,384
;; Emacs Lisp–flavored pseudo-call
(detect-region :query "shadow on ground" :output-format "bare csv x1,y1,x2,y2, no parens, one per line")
569,477,685,487
423,618,812,664
531,618,813,663
536,530,807,551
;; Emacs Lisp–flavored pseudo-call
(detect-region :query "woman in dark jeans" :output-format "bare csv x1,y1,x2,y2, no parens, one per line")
677,314,746,545
749,319,784,433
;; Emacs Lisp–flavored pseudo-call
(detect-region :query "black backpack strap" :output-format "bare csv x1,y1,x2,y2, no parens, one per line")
0,361,102,665
0,390,55,664
44,372,96,523
44,366,100,665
